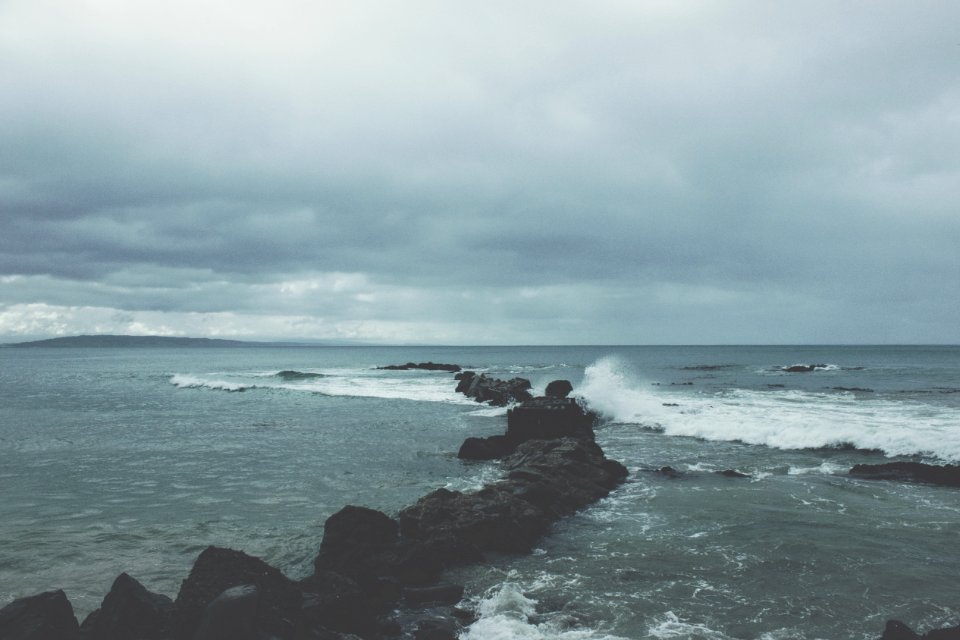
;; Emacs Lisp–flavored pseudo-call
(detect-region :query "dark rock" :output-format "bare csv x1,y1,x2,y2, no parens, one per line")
850,462,960,488
0,590,80,640
504,438,626,517
717,469,751,479
457,435,513,460
454,372,533,406
403,584,464,607
277,370,325,380
313,506,400,586
79,572,173,640
413,616,459,640
783,364,827,372
879,619,960,640
832,386,874,392
506,397,595,444
882,620,922,639
399,486,551,555
657,466,684,478
194,584,259,640
173,546,301,640
378,362,462,372
544,380,574,398
297,571,377,638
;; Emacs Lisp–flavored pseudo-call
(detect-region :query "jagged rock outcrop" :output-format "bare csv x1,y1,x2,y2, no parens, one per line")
0,590,80,640
454,371,533,406
458,386,597,461
880,619,960,639
173,546,302,640
79,572,173,640
850,462,960,488
544,379,573,398
506,396,595,444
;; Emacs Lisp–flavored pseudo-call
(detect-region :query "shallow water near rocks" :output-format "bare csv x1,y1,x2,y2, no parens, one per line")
2,345,959,638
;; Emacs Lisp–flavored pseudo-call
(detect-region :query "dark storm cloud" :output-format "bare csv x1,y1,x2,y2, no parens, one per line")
0,0,958,343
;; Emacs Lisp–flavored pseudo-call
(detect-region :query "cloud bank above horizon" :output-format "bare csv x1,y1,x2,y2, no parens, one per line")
1,0,958,344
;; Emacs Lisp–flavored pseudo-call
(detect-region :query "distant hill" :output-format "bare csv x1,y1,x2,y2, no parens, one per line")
2,335,270,348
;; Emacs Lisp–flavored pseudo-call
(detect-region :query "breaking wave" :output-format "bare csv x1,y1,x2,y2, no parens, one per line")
170,368,472,404
461,582,628,640
578,356,960,462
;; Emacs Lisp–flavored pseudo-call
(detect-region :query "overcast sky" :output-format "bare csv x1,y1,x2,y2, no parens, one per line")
1,1,958,344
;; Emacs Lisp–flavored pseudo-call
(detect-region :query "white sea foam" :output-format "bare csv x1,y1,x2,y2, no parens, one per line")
579,356,960,462
646,612,729,639
170,369,474,404
460,583,628,640
169,374,255,392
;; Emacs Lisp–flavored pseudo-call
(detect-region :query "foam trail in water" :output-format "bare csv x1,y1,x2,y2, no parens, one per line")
579,356,960,461
171,369,475,404
169,374,254,392
460,583,627,640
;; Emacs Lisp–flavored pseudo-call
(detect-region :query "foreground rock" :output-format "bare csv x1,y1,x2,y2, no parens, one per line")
850,462,960,488
79,572,173,639
0,590,80,640
173,546,302,640
378,362,462,372
454,371,533,406
880,619,960,639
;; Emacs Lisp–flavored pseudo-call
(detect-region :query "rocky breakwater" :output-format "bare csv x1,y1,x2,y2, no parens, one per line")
0,375,626,640
453,370,533,406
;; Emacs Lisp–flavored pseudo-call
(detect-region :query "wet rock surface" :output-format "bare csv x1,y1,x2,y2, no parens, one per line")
454,371,533,406
850,462,960,488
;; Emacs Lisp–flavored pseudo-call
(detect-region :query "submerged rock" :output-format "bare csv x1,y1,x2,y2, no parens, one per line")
379,362,462,372
849,462,960,488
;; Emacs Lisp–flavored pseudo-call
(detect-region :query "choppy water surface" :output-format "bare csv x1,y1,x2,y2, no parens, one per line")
1,345,959,638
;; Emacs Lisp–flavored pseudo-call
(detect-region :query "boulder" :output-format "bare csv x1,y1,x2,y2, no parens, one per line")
312,506,401,588
0,590,80,640
398,486,551,555
298,571,377,637
503,438,627,517
454,372,533,406
850,462,960,488
506,397,595,444
544,380,574,398
457,435,513,460
173,546,301,640
194,584,259,640
879,619,960,639
79,572,173,640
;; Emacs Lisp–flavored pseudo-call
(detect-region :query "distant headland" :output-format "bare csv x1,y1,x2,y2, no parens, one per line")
1,335,291,348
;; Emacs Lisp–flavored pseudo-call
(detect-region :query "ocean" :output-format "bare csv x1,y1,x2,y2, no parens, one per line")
1,345,959,639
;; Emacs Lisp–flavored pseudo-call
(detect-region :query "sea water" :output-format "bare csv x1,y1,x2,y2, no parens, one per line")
1,345,959,639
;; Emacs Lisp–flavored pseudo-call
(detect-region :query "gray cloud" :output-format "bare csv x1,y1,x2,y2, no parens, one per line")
1,0,958,343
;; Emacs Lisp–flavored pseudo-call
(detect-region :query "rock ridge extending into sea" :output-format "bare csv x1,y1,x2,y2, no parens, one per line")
0,370,626,640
